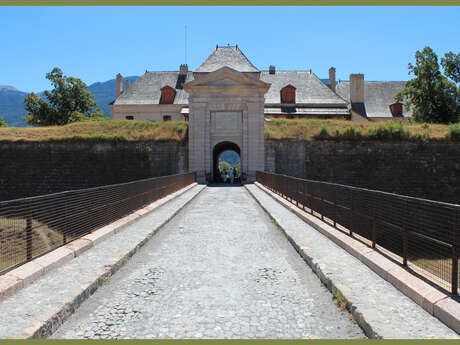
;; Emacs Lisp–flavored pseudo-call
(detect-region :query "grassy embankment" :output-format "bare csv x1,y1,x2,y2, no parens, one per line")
264,118,460,141
0,119,188,142
0,118,459,142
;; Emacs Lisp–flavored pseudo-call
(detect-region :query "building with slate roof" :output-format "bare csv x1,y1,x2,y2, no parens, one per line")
110,46,409,123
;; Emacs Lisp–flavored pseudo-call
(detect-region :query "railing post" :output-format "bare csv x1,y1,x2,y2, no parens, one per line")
320,184,324,221
26,215,33,261
63,198,68,245
403,199,408,266
333,187,337,228
452,208,459,295
371,207,376,249
349,189,354,236
296,181,299,207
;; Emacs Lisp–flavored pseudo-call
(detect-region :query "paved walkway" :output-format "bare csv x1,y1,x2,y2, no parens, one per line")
53,186,365,339
0,184,205,339
246,184,459,339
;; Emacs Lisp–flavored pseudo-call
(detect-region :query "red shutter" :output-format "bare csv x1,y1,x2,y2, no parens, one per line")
281,85,296,104
161,86,176,104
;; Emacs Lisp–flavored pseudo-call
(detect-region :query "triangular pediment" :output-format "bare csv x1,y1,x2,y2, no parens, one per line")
184,67,270,93
208,78,242,87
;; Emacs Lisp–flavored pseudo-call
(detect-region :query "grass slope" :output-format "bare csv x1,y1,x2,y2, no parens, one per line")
264,118,456,141
0,120,188,142
0,119,457,142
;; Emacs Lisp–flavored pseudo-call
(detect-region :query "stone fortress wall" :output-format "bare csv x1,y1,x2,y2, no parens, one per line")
1,139,459,204
265,140,460,205
0,141,188,202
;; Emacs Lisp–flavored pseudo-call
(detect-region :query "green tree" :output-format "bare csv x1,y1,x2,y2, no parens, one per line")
395,46,459,124
218,160,232,173
442,51,460,84
0,117,7,127
24,67,104,126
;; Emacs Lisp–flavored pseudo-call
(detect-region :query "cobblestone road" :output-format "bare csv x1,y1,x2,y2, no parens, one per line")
53,186,365,339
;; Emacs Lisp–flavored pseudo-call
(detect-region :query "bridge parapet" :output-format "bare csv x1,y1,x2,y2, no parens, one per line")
0,172,196,275
256,171,460,296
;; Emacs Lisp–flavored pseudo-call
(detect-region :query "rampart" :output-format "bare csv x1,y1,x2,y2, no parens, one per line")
1,139,459,204
265,140,460,205
0,140,188,201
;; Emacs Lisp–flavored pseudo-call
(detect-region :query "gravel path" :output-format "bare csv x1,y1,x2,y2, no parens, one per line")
52,186,365,339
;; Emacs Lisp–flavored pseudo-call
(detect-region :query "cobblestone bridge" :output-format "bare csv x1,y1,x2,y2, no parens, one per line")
1,184,457,339
53,186,364,339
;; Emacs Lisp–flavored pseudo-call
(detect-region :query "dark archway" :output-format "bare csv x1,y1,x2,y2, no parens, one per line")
212,141,241,183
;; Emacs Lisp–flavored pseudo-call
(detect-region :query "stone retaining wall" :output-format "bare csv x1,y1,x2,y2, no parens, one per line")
0,140,188,201
265,139,460,205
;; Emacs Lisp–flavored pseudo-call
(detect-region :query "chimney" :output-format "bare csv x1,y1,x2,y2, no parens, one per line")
125,80,130,92
329,67,336,92
269,65,275,74
179,64,188,75
350,73,364,103
116,73,123,98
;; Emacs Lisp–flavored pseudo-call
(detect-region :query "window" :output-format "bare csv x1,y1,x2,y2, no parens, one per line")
281,84,296,104
125,116,134,120
160,85,176,104
389,102,403,117
163,115,172,122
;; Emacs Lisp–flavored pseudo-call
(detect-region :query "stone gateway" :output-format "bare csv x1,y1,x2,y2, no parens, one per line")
184,66,270,183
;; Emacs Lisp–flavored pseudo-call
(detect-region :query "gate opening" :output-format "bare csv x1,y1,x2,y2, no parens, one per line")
212,141,241,184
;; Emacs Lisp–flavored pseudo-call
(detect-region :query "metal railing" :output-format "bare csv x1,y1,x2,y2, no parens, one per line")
256,171,460,295
0,172,196,274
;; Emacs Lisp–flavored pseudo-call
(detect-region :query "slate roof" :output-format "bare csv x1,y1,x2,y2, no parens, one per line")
260,71,348,106
264,107,349,116
114,71,194,105
336,81,410,118
194,46,259,73
114,69,349,107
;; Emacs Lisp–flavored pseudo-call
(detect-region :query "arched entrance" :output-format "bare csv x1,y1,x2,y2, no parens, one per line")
213,141,241,183
184,66,270,183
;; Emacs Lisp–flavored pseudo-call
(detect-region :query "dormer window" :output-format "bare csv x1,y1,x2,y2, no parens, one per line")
389,102,403,117
160,85,176,104
281,84,296,104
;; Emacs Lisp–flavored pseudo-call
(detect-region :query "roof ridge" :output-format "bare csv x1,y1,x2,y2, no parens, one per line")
309,71,349,104
337,80,408,83
195,46,259,73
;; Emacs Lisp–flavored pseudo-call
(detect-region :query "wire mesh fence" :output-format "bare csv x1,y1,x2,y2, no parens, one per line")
256,171,460,295
0,172,196,275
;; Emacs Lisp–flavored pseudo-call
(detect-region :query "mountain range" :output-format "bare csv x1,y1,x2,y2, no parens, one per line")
0,76,139,127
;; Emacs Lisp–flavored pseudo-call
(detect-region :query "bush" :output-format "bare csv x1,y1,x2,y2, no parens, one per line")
316,123,330,138
272,118,287,127
366,121,411,140
446,123,460,141
335,126,362,139
264,129,273,139
0,117,7,127
411,132,429,143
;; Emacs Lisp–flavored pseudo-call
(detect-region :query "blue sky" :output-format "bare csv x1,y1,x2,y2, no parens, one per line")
2,6,460,92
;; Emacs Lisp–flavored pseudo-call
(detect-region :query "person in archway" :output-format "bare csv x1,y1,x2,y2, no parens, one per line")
230,167,235,185
223,169,227,184
234,167,240,184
